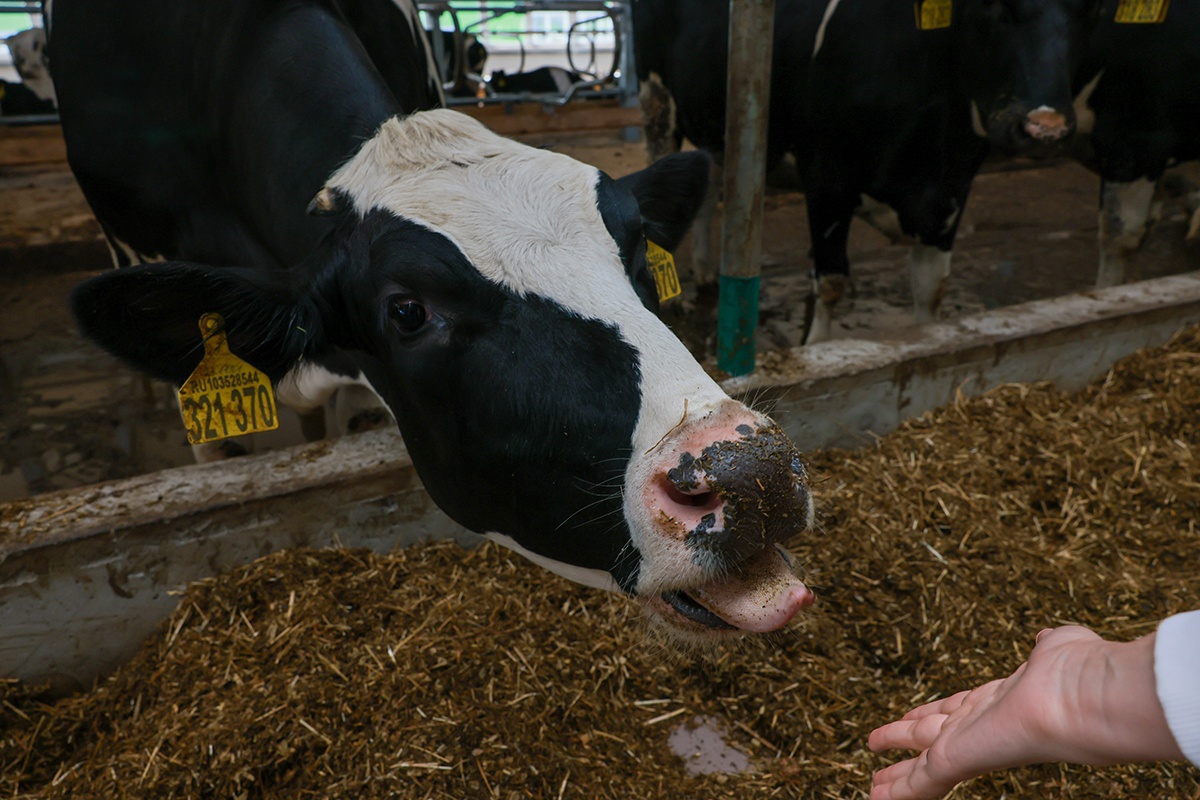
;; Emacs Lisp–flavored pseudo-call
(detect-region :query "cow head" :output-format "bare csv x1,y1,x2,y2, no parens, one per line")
957,0,1103,156
5,27,56,105
71,110,814,643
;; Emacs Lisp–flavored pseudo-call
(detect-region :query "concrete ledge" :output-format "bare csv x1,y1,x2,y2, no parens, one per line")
3,272,1200,690
0,431,475,693
725,272,1200,450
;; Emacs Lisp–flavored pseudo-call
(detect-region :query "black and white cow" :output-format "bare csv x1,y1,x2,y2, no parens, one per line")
3,27,56,111
332,0,445,111
52,0,816,641
428,29,488,97
1072,2,1200,286
633,0,1102,343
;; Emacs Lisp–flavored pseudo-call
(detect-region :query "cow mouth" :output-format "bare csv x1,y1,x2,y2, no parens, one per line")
661,589,737,630
647,546,814,635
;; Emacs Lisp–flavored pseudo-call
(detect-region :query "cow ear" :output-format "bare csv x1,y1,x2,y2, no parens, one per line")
70,262,328,386
617,150,712,251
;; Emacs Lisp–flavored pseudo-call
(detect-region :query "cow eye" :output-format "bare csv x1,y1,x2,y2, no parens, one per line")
387,297,429,333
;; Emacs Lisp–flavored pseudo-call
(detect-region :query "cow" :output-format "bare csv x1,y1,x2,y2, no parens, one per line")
51,0,817,643
489,66,589,96
331,0,445,111
1071,2,1200,286
4,27,56,109
633,0,1103,343
428,29,488,97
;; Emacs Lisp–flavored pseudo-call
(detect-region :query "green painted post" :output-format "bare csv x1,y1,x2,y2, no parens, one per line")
716,0,775,376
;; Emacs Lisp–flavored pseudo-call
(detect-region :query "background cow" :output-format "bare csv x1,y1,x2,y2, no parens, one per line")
633,0,1102,343
1072,2,1200,286
52,0,817,642
2,27,56,114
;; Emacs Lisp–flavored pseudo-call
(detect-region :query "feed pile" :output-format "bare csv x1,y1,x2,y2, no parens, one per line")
3,327,1198,799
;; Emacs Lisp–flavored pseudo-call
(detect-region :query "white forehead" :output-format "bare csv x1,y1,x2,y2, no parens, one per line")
327,109,635,318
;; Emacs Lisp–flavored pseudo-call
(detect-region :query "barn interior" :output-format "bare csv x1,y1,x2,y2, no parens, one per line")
2,0,1199,798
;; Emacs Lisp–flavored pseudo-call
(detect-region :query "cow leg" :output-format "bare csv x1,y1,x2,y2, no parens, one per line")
277,365,393,438
687,160,722,288
803,194,856,345
334,383,396,433
638,71,681,165
855,195,908,244
910,245,952,324
1097,177,1156,288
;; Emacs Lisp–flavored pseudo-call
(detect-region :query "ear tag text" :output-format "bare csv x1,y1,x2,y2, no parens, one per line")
646,240,682,303
914,0,952,29
1114,0,1168,23
177,313,279,445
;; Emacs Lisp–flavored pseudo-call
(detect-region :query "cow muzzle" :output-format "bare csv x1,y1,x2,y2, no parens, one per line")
637,409,815,637
999,104,1075,158
1023,106,1071,143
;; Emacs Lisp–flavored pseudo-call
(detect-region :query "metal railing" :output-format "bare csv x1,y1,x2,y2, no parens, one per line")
0,0,640,128
418,0,638,108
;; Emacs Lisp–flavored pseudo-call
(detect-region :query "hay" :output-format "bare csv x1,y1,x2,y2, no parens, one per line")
3,326,1199,799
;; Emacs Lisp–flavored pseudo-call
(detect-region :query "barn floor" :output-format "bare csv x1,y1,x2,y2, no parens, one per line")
1,131,1198,502
2,324,1197,799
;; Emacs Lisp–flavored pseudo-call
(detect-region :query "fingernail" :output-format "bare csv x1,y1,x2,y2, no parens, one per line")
1036,628,1052,642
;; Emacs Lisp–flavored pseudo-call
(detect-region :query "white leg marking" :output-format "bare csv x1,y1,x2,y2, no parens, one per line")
856,195,906,243
1097,177,1156,288
909,245,951,324
804,275,835,345
969,101,987,139
1072,71,1104,137
811,0,844,60
333,382,395,433
105,233,163,268
941,201,961,237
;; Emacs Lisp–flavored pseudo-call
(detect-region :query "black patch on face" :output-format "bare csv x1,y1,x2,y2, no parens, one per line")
329,212,645,592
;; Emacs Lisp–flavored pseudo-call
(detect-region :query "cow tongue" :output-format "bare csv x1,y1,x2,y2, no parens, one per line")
688,548,814,633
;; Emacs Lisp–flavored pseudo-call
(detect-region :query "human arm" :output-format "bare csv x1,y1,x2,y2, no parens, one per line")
867,623,1191,800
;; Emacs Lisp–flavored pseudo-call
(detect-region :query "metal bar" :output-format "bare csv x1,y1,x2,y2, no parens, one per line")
716,0,775,376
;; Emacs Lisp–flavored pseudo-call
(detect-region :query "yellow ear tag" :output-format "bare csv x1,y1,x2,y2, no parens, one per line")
1114,0,1168,23
177,313,279,445
914,0,952,29
646,240,682,303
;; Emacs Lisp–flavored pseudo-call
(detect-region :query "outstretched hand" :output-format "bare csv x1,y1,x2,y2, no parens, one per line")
867,626,1183,800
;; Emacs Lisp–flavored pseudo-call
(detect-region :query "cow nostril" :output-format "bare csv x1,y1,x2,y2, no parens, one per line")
663,480,722,513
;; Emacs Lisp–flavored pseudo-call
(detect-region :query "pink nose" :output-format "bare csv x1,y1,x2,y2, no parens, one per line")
1024,108,1069,141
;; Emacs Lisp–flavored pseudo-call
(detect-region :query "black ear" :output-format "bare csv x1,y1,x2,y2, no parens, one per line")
70,262,327,386
617,150,711,251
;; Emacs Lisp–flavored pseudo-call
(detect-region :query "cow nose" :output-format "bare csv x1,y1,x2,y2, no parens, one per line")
1023,106,1071,142
657,458,725,530
653,423,812,566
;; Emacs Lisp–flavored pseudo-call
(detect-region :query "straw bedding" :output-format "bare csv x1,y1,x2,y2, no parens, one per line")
3,326,1198,799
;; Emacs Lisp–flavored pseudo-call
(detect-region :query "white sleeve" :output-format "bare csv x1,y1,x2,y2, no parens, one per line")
1155,609,1200,767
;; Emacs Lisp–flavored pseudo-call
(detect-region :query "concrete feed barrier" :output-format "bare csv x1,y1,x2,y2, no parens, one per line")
3,271,1200,691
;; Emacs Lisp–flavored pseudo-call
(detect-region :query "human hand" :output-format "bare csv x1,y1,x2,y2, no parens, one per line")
867,626,1183,800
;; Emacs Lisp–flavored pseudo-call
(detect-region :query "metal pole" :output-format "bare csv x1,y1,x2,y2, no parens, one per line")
716,0,774,376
